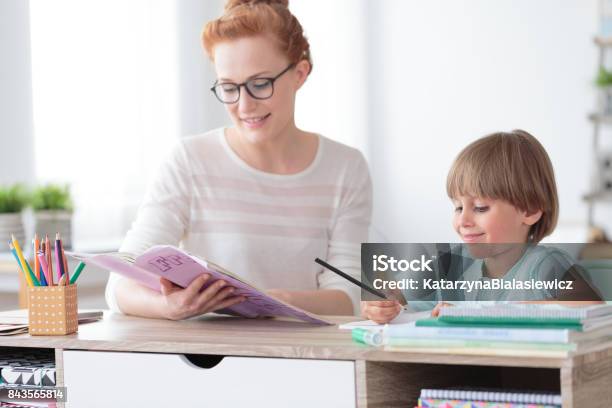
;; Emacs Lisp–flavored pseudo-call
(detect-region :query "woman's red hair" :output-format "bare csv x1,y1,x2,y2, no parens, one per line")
202,0,312,73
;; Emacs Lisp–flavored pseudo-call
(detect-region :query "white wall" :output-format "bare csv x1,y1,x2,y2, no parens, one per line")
362,0,605,242
0,0,35,185
292,0,370,152
176,0,229,136
4,1,608,245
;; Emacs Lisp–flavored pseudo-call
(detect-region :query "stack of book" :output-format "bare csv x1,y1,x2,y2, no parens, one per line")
416,388,561,408
381,304,612,358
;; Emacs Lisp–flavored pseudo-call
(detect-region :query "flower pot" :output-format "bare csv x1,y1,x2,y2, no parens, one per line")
33,210,73,249
0,212,25,246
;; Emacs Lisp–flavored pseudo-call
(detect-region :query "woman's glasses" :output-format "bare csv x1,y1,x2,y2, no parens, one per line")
210,63,295,104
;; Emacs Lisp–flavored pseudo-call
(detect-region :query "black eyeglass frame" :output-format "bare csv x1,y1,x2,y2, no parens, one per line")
210,63,295,104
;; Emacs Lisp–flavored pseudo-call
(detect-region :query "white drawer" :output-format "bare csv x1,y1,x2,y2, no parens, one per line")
63,350,355,408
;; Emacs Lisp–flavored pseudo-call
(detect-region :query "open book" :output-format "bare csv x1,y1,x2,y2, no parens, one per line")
67,245,332,325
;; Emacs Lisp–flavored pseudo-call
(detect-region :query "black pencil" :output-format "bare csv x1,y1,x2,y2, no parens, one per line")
314,258,388,300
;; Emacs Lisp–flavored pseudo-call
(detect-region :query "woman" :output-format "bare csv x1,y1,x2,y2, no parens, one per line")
105,0,372,320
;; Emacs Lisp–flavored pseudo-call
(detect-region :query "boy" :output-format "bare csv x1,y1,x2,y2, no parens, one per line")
362,130,601,323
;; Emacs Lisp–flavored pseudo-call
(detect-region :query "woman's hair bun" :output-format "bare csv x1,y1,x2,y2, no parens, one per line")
225,0,289,11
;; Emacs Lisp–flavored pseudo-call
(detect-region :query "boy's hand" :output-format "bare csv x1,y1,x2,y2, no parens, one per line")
431,302,454,317
361,300,402,324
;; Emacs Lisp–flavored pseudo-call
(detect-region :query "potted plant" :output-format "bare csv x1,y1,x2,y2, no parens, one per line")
596,67,612,115
0,184,28,245
31,184,74,249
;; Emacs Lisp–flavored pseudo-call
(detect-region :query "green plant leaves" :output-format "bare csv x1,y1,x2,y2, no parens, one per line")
0,184,28,213
596,66,612,88
31,184,73,211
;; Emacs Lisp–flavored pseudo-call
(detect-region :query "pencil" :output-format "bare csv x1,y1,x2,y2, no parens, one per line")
37,250,51,286
40,242,48,284
58,233,69,282
314,258,388,300
70,262,86,284
8,242,30,286
45,235,54,285
55,233,63,281
34,234,40,282
11,235,39,286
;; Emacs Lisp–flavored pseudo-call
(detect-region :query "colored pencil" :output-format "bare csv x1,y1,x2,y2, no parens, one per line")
70,262,86,284
38,265,47,286
33,234,40,282
57,233,69,282
45,235,54,285
40,242,47,283
11,235,39,286
8,242,29,286
37,250,51,286
55,233,63,281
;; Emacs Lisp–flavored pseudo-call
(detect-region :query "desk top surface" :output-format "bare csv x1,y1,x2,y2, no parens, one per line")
0,311,604,369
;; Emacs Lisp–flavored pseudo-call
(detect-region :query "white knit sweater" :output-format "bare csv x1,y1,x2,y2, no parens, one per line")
105,128,372,314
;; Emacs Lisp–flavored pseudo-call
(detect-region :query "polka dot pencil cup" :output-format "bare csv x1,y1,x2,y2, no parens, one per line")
28,284,78,335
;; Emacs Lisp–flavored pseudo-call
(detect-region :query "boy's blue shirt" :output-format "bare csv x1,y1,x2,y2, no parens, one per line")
406,244,584,311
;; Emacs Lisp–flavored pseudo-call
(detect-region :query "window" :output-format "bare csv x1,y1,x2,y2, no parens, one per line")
29,0,180,248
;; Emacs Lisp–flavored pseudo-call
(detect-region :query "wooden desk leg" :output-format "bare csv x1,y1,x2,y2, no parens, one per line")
562,348,612,408
355,360,487,408
18,271,28,309
356,360,414,408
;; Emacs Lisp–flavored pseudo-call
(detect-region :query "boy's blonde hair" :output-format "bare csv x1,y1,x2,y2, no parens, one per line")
446,130,558,243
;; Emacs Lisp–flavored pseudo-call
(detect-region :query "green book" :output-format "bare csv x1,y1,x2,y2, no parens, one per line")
387,337,576,351
417,317,584,331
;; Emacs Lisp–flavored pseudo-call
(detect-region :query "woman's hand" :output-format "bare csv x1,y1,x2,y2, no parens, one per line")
431,302,454,317
360,300,402,324
159,274,246,320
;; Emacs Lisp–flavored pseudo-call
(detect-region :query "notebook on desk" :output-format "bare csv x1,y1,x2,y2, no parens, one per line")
0,309,103,336
67,245,333,325
0,309,103,325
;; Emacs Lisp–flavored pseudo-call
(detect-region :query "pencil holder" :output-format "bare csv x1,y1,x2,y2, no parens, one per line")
27,284,78,335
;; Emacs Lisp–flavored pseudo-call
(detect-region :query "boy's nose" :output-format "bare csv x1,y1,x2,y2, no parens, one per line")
459,210,475,227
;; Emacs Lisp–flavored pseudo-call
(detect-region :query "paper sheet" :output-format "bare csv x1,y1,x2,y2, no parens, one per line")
338,310,431,330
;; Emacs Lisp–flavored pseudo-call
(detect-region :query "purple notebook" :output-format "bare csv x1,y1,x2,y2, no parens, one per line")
68,245,332,325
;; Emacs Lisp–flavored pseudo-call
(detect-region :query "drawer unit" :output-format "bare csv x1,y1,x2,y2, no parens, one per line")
63,350,356,407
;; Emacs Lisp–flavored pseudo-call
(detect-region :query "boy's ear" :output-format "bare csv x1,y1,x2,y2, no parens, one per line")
522,210,543,226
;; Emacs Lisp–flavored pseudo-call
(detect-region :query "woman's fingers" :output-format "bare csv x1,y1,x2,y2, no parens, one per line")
194,279,228,309
207,295,247,314
198,284,235,311
160,275,245,319
183,274,210,302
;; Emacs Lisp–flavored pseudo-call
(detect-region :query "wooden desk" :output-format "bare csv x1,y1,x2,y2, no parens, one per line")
1,312,612,407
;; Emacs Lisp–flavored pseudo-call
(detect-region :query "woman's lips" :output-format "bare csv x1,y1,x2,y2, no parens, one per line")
242,113,271,129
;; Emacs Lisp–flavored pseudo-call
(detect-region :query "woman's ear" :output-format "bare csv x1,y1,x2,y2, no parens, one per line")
522,209,543,226
294,59,311,90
